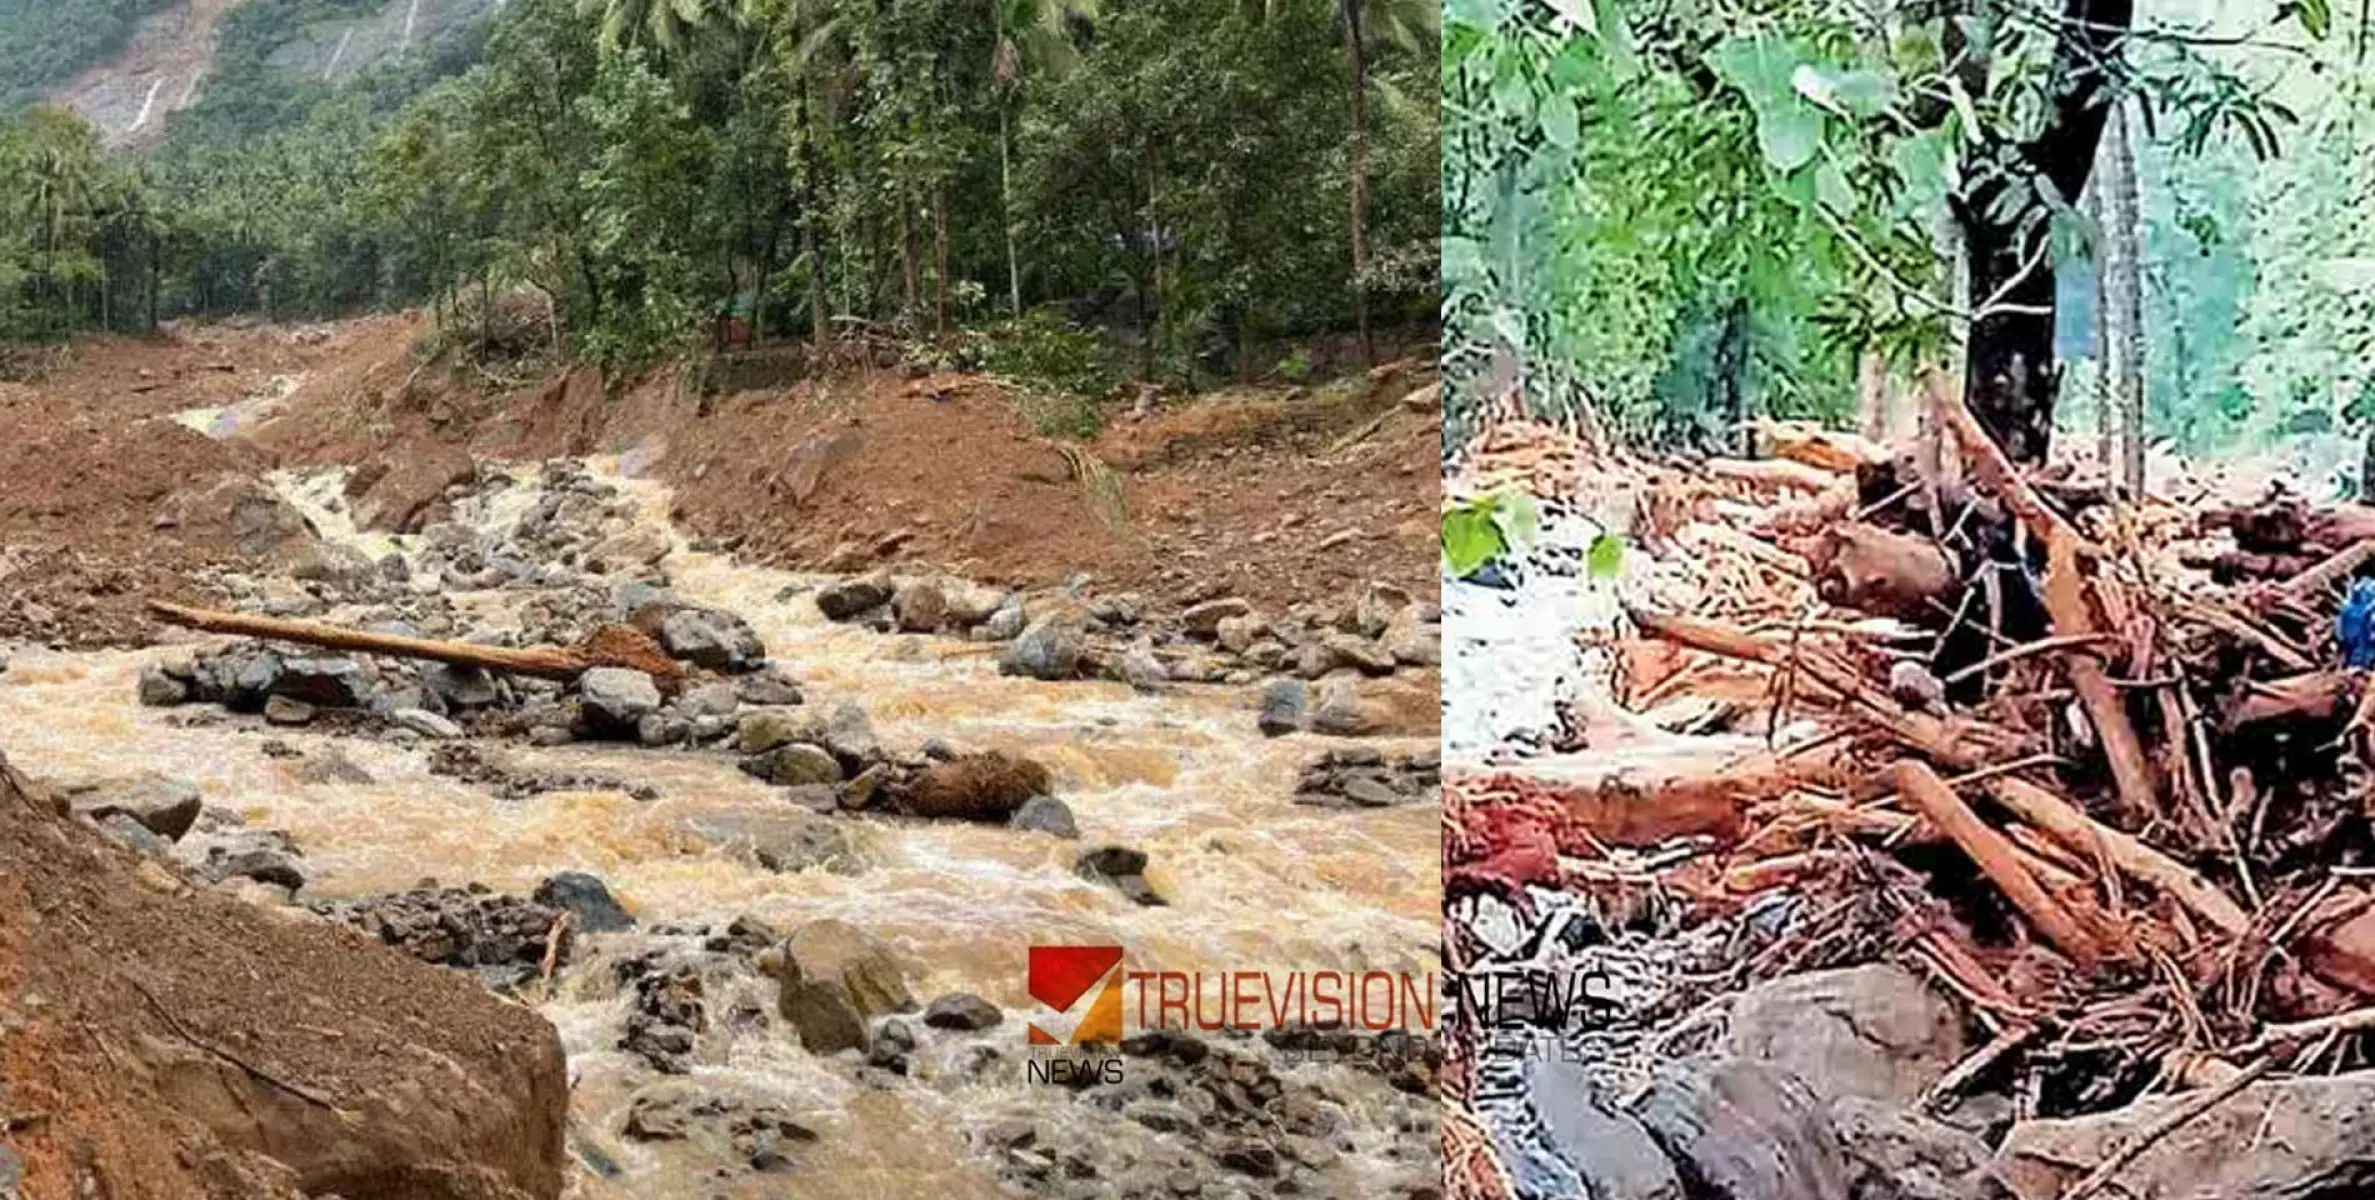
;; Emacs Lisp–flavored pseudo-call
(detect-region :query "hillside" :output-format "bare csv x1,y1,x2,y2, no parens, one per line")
11,0,498,147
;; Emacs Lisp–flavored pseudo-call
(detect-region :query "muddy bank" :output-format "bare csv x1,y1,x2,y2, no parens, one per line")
0,749,568,1199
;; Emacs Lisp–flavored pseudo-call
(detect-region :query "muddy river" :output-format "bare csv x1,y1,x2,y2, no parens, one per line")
0,451,1440,1197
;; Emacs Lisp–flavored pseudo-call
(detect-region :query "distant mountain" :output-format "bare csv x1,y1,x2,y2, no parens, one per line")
8,0,499,149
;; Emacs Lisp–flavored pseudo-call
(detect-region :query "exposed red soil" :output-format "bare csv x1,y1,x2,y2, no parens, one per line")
253,325,1441,613
657,366,1441,610
9,312,1436,645
0,752,569,1200
0,316,422,645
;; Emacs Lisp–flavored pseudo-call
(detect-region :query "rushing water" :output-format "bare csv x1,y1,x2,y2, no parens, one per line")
0,453,1440,1197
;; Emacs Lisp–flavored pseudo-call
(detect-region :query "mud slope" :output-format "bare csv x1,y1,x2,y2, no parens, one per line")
254,341,1441,615
52,0,248,149
0,316,421,645
0,750,569,1199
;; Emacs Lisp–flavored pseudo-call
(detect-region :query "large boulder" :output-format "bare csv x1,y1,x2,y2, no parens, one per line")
1996,1071,2375,1200
0,750,569,1199
769,919,916,1055
1511,1055,1684,1200
577,668,661,737
272,656,375,709
350,442,477,533
1000,613,1085,681
655,607,767,672
1831,1097,2009,1200
156,474,320,560
1725,964,1964,1108
1633,1057,1850,1200
61,773,203,841
815,574,893,621
1308,674,1438,738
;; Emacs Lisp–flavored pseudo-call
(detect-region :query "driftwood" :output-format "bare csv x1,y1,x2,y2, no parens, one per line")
1893,761,2112,969
147,600,685,686
2224,671,2353,730
1627,607,2036,771
1450,744,1856,849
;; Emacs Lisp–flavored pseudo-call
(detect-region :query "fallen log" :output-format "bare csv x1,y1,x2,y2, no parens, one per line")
2222,671,2352,731
147,600,685,686
2275,538,2375,604
1985,776,2251,939
1807,522,1958,622
1627,607,2035,771
1705,456,1840,494
1450,743,1856,849
1893,760,2112,969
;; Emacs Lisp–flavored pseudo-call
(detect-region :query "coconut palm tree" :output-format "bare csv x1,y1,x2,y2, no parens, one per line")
1245,0,1432,364
576,0,734,54
990,0,1095,316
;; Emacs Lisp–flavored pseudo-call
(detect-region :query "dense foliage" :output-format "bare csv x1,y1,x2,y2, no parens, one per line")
0,0,1438,389
0,0,172,110
1445,0,2355,464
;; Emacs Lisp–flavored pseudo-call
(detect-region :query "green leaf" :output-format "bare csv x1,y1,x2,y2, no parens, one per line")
1442,236,1487,285
1494,491,1540,548
1756,102,1822,173
2294,0,2332,39
1446,0,1510,32
1443,502,1508,578
1587,533,1626,579
1540,93,1579,149
1814,158,1855,214
1943,75,1982,142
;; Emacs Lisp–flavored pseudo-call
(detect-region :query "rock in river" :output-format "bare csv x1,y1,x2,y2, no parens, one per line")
657,606,767,672
578,667,662,736
1000,614,1083,681
62,773,203,841
534,871,635,933
770,919,916,1055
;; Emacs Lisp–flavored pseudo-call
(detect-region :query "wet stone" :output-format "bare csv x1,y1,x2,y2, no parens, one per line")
1001,614,1084,681
1076,845,1165,907
263,695,316,726
314,884,564,987
137,662,190,707
734,666,805,706
533,871,634,933
1010,795,1080,839
63,774,202,841
1258,680,1308,737
815,575,893,621
923,992,1004,1031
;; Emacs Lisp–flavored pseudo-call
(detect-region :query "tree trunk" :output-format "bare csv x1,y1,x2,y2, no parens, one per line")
1001,101,1021,318
2361,427,2375,502
1343,0,1373,367
147,601,684,687
2088,175,2113,475
1952,0,2134,465
900,198,920,334
933,183,950,339
1857,350,1889,444
2104,103,2147,499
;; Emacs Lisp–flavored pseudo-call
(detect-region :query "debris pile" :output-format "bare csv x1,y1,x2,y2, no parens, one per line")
1444,379,2375,1199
